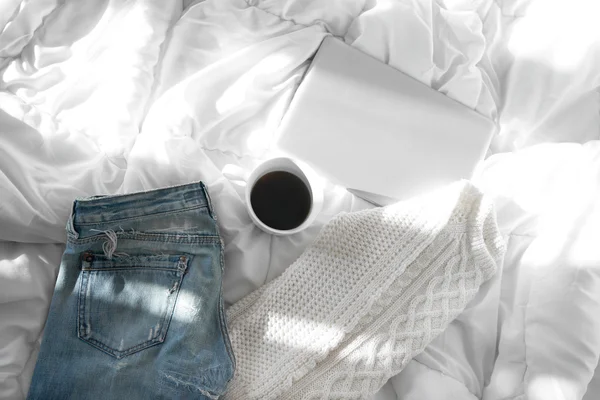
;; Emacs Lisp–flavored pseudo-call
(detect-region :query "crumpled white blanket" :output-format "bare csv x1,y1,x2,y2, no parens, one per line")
2,0,600,399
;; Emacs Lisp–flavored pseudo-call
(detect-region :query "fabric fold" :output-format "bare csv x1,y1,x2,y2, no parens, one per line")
225,180,505,399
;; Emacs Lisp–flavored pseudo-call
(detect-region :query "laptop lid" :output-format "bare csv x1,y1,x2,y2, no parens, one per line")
273,36,496,204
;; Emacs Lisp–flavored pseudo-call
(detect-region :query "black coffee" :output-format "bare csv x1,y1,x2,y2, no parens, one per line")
250,171,311,230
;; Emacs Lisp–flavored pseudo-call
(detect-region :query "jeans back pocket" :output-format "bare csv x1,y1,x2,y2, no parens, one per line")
77,253,190,359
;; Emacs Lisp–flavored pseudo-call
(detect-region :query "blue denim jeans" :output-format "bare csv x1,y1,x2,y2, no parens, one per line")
27,182,235,399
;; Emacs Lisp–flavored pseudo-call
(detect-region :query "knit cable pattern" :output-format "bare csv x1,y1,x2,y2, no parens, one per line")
224,181,505,400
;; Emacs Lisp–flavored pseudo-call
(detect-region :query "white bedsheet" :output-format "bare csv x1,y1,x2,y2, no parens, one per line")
1,0,599,399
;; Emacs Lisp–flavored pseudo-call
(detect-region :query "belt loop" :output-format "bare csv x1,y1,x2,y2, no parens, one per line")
200,182,217,221
66,201,80,239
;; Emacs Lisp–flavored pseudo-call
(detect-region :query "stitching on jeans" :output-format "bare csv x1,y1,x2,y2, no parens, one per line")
217,238,237,375
84,336,163,358
81,267,182,272
68,232,221,245
76,204,208,226
81,256,189,271
77,267,88,341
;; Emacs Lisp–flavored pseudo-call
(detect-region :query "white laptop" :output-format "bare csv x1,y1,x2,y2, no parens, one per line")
273,36,496,205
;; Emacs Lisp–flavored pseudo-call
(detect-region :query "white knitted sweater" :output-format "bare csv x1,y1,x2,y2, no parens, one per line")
224,181,505,400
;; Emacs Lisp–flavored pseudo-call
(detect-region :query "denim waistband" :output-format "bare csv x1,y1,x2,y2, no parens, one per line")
72,181,214,226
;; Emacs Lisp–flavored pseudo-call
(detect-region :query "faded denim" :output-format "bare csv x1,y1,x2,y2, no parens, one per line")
27,182,235,400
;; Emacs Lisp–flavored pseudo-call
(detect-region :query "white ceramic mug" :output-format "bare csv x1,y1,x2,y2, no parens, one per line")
224,157,323,235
